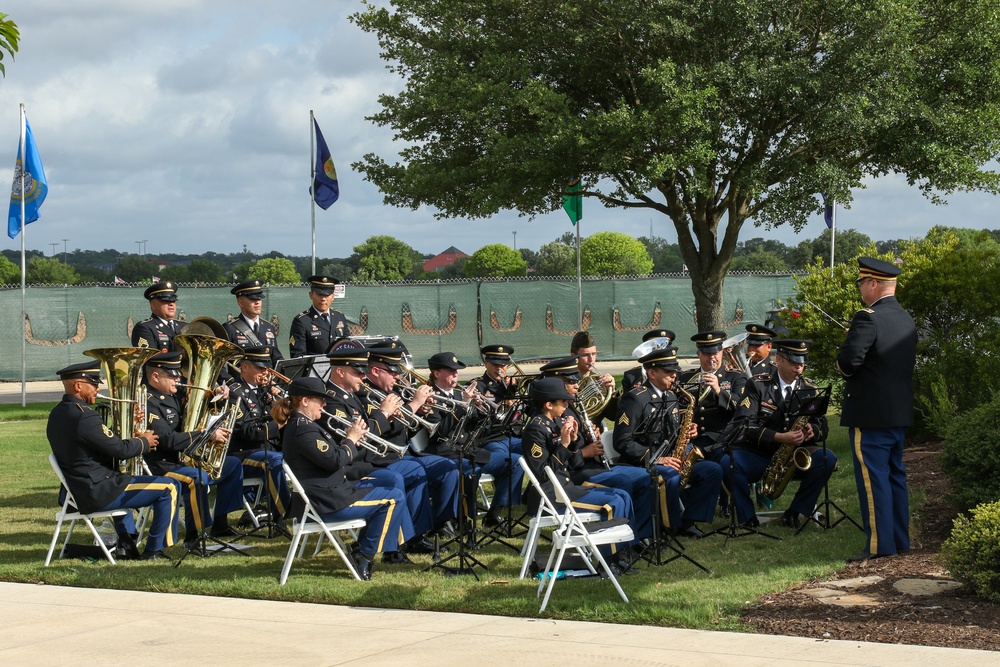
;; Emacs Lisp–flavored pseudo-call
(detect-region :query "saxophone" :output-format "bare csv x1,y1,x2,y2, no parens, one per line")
671,385,703,488
759,413,813,501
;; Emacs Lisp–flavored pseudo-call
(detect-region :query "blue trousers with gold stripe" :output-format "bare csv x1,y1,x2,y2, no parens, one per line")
356,468,418,544
239,450,289,516
583,466,653,539
102,476,183,552
568,486,636,554
850,427,909,556
165,456,244,536
406,454,460,525
729,448,836,524
318,486,406,556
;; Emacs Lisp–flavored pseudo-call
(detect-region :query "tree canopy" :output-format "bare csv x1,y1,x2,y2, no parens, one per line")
0,254,18,284
247,257,301,284
463,243,527,278
535,240,577,276
351,235,420,281
353,0,1000,328
580,231,653,276
0,13,19,77
26,257,79,285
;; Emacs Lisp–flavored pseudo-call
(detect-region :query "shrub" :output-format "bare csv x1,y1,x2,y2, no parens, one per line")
940,500,1000,603
941,393,1000,511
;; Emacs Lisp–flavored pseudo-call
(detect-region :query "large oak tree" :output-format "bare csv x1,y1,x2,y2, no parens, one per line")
353,0,1000,328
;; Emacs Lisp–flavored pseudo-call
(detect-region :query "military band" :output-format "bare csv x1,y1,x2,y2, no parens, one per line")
45,270,896,579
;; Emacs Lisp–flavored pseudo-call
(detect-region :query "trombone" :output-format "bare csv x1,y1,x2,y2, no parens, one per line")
320,409,408,458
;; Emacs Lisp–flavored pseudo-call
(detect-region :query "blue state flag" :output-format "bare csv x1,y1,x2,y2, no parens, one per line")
821,193,834,229
8,116,48,239
310,118,339,210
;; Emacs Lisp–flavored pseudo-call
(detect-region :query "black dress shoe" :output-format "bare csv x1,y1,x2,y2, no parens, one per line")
435,523,457,539
740,517,760,529
351,549,374,580
406,536,440,554
780,510,801,529
210,525,240,539
679,522,707,539
114,540,142,560
381,551,413,565
140,550,171,561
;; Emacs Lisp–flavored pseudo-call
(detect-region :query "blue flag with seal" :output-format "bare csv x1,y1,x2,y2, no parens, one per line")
822,193,835,229
310,117,339,210
8,115,48,239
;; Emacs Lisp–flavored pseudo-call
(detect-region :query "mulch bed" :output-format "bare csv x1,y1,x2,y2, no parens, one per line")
740,440,1000,651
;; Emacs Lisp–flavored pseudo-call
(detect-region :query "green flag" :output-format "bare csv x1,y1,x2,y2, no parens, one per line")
561,177,582,226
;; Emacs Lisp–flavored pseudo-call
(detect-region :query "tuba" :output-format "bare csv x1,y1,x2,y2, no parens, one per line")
174,329,244,478
84,347,161,475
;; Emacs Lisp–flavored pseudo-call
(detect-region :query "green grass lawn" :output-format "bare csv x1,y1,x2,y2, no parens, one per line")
1,403,867,627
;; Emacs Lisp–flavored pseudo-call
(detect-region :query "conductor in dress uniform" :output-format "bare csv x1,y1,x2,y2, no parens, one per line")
132,281,181,352
837,257,917,562
288,275,349,357
223,280,283,366
47,361,182,560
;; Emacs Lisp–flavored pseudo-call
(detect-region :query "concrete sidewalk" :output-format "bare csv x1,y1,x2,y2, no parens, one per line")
2,582,995,666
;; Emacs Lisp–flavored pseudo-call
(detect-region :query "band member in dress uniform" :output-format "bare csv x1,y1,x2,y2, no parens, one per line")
323,346,416,562
727,340,835,529
837,257,917,562
47,361,181,560
132,281,181,352
223,280,283,366
539,356,653,541
288,275,348,357
362,345,459,552
621,329,676,392
522,377,636,568
473,344,523,468
613,347,723,537
571,331,619,426
226,346,288,518
744,324,777,376
142,352,245,546
423,351,524,526
282,376,406,580
680,330,741,464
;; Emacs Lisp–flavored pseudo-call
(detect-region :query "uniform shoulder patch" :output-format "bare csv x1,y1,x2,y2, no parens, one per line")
618,413,630,426
101,424,114,438
861,308,875,314
530,443,544,459
740,397,751,409
316,439,329,453
137,337,151,348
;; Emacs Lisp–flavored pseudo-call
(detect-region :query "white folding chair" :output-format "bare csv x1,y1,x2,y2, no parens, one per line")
45,454,132,566
516,457,599,579
477,473,495,514
600,429,621,465
538,466,634,612
242,477,266,528
279,462,366,584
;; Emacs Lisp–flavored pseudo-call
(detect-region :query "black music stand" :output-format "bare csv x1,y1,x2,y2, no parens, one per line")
474,396,531,549
631,404,711,573
787,387,864,535
174,415,252,566
275,355,330,383
703,417,781,543
424,410,489,578
236,403,291,542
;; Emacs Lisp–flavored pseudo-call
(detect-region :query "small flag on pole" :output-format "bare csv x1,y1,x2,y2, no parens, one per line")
310,118,339,210
8,114,48,239
822,194,835,229
114,276,125,285
561,177,582,226
152,275,160,282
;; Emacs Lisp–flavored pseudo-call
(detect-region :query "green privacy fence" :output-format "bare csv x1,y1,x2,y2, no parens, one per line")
0,274,797,381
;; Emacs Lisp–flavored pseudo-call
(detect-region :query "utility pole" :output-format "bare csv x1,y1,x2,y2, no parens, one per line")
512,230,517,250
62,238,68,264
49,242,58,256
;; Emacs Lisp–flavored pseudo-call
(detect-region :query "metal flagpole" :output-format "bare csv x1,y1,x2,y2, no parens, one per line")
310,109,316,276
576,219,583,329
19,104,26,407
829,201,836,269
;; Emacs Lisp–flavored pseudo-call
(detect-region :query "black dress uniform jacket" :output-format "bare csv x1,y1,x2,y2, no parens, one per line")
621,366,645,392
360,382,408,466
288,307,348,357
47,395,151,514
281,412,366,516
678,368,740,445
226,376,281,453
612,384,679,466
522,412,589,513
323,383,376,478
223,316,283,365
423,386,481,459
836,295,917,429
730,373,828,455
132,316,179,352
144,389,202,472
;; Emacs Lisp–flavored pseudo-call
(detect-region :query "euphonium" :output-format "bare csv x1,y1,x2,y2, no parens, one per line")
174,331,244,477
182,397,242,480
85,347,161,476
759,413,813,501
671,385,704,488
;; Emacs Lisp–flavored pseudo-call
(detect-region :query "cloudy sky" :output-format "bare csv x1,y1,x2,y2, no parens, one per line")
2,1,997,261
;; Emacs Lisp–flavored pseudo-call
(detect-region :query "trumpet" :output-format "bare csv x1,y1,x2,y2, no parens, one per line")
320,409,408,458
175,383,226,403
365,383,439,436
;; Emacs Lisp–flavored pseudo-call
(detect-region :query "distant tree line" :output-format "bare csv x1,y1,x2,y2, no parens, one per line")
3,227,988,286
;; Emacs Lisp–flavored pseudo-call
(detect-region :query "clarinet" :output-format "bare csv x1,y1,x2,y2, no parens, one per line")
574,397,610,469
